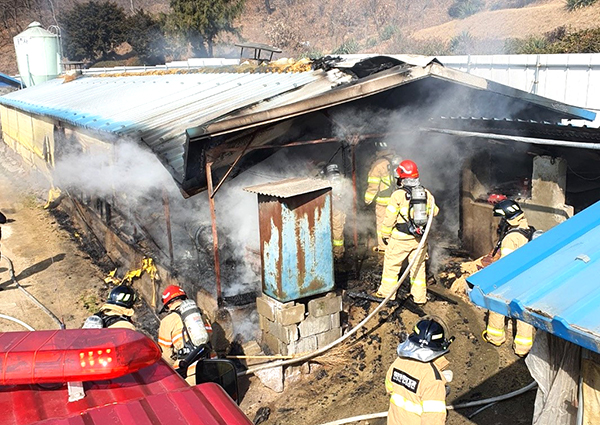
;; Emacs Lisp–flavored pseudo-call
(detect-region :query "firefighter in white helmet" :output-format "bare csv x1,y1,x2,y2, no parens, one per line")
158,285,212,383
385,317,453,425
482,199,535,357
375,160,438,303
364,141,400,253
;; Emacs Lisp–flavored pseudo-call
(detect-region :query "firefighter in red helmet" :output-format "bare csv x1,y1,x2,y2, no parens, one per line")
374,160,438,303
157,285,212,383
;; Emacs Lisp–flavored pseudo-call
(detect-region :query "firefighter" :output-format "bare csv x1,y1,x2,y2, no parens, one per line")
375,160,438,303
323,164,347,259
83,285,136,330
364,141,399,253
158,285,211,383
385,317,453,425
482,199,535,357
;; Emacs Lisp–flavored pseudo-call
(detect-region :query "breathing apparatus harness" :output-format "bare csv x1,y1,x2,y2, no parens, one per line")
395,178,429,237
94,311,133,328
492,219,537,256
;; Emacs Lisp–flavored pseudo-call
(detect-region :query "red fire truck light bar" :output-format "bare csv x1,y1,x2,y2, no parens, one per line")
0,329,161,385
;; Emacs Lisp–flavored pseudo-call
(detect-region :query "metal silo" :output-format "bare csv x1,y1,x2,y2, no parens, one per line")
13,22,62,88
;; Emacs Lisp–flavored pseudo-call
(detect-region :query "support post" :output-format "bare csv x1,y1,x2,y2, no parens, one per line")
162,189,174,267
206,161,223,307
351,140,358,248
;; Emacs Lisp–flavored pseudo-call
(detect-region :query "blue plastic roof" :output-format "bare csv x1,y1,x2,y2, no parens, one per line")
467,200,600,353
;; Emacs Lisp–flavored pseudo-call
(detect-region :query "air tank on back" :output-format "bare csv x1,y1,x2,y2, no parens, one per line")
13,22,62,88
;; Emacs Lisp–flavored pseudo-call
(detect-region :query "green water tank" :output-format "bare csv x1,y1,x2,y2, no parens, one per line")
13,22,61,87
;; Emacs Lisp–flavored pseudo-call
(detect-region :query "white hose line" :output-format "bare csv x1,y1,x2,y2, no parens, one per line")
0,313,35,331
240,204,435,377
0,254,65,329
316,381,538,425
447,380,537,410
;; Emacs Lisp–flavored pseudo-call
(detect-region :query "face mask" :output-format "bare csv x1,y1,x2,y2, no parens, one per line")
402,178,420,187
396,338,448,363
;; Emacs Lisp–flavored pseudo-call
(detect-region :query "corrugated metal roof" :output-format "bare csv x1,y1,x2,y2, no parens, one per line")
467,200,600,353
244,177,330,198
0,69,326,182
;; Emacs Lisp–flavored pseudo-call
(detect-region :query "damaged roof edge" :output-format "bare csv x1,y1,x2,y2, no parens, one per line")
186,62,595,142
186,63,423,141
430,64,597,122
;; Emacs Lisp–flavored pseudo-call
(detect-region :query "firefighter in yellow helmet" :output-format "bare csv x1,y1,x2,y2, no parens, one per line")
323,164,347,259
482,199,535,357
158,285,212,384
385,318,453,425
82,285,136,330
375,160,438,303
364,141,399,253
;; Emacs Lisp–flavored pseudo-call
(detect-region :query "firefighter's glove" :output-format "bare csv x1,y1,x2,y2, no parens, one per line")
382,237,389,245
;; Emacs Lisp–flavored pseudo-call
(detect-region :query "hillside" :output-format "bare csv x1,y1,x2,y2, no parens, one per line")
2,0,600,76
413,0,600,42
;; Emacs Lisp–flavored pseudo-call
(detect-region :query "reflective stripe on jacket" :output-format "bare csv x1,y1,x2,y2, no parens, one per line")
157,310,185,365
385,356,447,425
365,156,393,205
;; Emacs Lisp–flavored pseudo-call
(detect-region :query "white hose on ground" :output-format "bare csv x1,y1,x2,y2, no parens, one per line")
0,313,35,331
0,254,65,329
316,381,538,425
240,202,435,377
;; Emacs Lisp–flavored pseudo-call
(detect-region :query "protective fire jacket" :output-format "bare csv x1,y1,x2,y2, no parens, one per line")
500,216,530,257
157,302,186,365
364,154,393,206
381,188,438,240
97,304,135,330
385,356,447,425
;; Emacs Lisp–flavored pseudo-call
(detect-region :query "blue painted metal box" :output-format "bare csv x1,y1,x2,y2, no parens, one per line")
245,178,334,302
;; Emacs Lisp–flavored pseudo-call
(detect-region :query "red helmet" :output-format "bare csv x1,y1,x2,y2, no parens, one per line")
397,160,419,179
161,285,187,309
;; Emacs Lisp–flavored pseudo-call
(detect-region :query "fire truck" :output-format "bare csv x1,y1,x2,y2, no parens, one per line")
0,328,253,425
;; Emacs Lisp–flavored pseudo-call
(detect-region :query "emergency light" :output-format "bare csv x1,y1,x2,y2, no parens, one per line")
0,329,161,385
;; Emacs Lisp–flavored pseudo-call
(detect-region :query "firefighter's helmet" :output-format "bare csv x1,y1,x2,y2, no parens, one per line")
408,318,451,351
107,285,136,309
493,199,524,221
375,141,388,151
324,163,341,178
161,285,187,312
397,160,419,179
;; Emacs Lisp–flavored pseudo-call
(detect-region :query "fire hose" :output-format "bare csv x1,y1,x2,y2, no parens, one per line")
0,254,65,329
239,201,435,377
315,381,538,425
0,313,35,331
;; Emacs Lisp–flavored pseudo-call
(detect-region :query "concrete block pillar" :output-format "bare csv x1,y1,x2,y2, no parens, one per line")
522,155,573,231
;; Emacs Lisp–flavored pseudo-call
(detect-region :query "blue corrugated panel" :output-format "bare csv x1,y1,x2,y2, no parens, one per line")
467,200,600,353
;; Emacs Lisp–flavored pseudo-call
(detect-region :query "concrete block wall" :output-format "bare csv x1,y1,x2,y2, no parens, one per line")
258,291,342,356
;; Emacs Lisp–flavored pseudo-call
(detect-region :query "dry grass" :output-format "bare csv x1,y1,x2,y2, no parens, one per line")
413,0,600,42
310,342,356,367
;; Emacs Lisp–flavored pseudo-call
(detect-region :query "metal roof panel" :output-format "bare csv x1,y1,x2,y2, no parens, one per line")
467,200,600,352
244,177,331,198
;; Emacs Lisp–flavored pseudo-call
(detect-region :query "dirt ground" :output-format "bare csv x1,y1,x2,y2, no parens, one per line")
0,143,535,424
